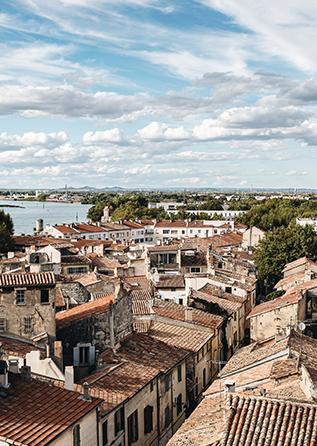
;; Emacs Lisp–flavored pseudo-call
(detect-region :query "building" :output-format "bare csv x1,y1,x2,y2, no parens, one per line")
0,363,101,446
241,226,265,249
168,331,317,446
248,287,306,342
82,333,188,446
0,272,56,342
45,223,110,240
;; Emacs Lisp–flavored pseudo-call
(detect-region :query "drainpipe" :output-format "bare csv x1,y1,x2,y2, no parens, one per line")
156,377,161,442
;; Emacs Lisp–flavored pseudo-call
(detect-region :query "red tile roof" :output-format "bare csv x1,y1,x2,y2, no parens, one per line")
81,333,188,414
155,275,185,288
248,290,300,318
0,272,55,287
153,299,223,330
147,244,180,253
0,373,101,445
155,220,187,228
282,256,316,273
222,394,317,446
0,335,43,358
148,321,214,352
192,289,242,314
123,220,144,229
56,295,114,328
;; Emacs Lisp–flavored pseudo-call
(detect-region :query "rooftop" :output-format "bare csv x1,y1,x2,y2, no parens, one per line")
148,321,214,352
155,275,185,289
81,333,188,414
0,272,55,288
248,289,301,318
153,299,223,330
0,373,101,446
0,335,43,358
56,295,114,329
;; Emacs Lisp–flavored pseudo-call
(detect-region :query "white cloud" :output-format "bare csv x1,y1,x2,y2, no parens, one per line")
138,122,190,141
83,128,124,144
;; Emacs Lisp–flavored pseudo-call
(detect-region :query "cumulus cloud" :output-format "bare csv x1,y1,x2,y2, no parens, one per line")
83,128,124,144
138,122,190,141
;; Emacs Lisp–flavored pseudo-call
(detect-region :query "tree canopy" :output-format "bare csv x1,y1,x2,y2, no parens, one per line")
0,210,14,254
254,224,317,295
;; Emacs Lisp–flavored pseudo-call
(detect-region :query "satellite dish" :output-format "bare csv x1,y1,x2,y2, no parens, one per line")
298,322,306,332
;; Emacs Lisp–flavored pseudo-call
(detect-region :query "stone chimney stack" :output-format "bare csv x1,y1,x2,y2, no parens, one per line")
0,360,10,388
185,307,193,322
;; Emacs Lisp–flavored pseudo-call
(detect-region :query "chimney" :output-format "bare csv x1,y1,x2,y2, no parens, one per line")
54,341,63,370
20,361,31,380
185,307,193,322
81,382,92,402
64,366,75,391
0,360,10,388
224,380,235,393
8,359,19,374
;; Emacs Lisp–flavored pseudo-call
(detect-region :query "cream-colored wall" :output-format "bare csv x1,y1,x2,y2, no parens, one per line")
194,340,213,398
125,379,159,446
250,303,299,342
99,407,125,446
50,409,98,446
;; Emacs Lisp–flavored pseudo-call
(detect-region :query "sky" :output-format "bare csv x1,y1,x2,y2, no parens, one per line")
2,1,317,189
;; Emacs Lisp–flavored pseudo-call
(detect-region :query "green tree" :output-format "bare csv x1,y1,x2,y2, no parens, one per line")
254,224,317,296
0,210,14,254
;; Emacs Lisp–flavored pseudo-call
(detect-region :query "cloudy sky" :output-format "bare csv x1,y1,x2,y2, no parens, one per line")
1,0,317,189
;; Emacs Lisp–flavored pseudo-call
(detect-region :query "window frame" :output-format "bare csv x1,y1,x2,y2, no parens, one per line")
73,424,80,446
143,405,153,435
15,288,25,305
23,316,33,334
115,407,125,436
40,288,50,304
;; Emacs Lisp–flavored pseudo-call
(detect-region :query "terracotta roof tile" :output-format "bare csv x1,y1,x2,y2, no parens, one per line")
0,272,55,288
155,275,185,289
153,299,223,330
0,373,101,446
221,394,317,446
56,295,114,328
192,289,242,313
248,291,300,318
148,321,214,352
155,220,187,228
147,244,180,253
0,335,43,358
82,333,188,415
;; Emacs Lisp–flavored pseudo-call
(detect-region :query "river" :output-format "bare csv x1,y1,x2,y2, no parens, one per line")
0,200,91,235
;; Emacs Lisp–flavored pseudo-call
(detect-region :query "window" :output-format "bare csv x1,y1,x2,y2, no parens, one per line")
176,394,182,415
102,420,108,445
0,318,6,333
163,230,170,234
127,410,138,445
150,381,154,392
182,230,185,234
164,374,171,392
203,368,207,388
179,298,183,305
24,316,33,334
177,365,182,382
191,267,200,273
68,267,87,274
195,377,198,397
144,405,153,434
115,407,124,435
79,346,89,365
73,424,80,446
16,289,25,305
225,286,232,294
40,289,50,304
164,406,171,429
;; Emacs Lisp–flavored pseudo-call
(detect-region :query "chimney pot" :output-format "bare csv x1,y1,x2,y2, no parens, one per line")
82,382,91,401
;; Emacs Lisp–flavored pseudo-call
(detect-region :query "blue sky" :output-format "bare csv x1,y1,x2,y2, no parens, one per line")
1,0,317,189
